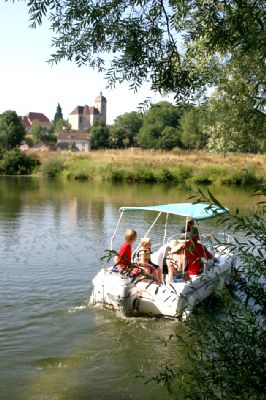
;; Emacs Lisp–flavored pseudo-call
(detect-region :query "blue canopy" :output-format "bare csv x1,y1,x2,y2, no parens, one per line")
119,203,228,221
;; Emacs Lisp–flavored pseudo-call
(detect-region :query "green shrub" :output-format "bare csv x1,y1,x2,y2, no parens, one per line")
123,170,137,182
232,168,259,185
0,149,40,175
62,169,73,180
129,163,156,182
175,164,192,181
158,168,178,183
134,167,156,182
109,169,125,181
73,170,93,180
222,168,260,186
42,158,64,177
190,175,213,184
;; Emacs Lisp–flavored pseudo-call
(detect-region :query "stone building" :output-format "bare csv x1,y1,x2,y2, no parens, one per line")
68,92,107,131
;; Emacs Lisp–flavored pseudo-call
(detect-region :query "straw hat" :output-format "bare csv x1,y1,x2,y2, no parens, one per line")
170,241,184,254
169,239,179,249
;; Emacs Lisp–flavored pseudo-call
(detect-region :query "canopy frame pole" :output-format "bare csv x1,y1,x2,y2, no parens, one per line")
163,213,169,245
144,211,162,238
184,219,189,241
109,210,124,250
132,211,162,259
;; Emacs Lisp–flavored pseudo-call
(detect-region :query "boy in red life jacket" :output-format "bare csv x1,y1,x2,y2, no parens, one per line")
185,226,213,276
114,229,137,272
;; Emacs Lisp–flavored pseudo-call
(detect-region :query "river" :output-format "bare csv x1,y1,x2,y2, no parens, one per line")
0,177,257,400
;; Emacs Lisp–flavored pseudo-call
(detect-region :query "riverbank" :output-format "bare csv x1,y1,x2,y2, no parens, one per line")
34,149,265,186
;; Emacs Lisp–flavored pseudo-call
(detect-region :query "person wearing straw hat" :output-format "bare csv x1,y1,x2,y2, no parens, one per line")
166,240,186,284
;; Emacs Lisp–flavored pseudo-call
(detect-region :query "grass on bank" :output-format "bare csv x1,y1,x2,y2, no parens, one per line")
35,149,265,186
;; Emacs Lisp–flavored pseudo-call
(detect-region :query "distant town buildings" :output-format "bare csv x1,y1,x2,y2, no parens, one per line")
59,92,106,151
20,92,106,152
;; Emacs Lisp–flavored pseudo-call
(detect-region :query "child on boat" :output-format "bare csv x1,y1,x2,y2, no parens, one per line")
114,229,137,272
136,237,163,284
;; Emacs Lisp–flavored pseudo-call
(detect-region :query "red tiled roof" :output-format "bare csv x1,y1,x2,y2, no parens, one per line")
70,105,100,115
27,112,50,124
69,105,84,115
21,112,50,128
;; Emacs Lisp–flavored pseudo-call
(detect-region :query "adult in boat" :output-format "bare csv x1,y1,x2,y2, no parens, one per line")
179,216,195,239
185,226,213,277
166,241,186,284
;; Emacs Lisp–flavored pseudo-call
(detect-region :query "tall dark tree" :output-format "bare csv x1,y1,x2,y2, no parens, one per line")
53,103,63,123
0,110,26,150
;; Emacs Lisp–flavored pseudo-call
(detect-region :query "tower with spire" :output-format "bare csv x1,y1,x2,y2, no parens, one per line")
95,92,107,125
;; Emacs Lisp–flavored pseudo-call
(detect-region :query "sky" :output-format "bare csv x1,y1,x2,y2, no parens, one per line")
0,2,174,124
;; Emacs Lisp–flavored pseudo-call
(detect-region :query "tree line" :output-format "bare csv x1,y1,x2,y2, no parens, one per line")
91,98,265,154
0,96,265,160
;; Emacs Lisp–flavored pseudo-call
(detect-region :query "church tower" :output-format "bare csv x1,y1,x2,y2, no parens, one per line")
95,92,107,125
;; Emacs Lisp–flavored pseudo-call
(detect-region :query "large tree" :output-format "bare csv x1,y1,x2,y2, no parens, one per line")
137,101,182,149
180,107,207,150
109,111,143,148
91,123,109,149
205,92,265,155
0,110,26,150
23,0,265,102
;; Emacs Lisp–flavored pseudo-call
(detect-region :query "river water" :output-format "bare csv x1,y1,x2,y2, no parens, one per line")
0,177,257,400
